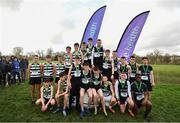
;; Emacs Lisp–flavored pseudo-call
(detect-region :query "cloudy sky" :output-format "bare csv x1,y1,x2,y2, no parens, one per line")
0,0,180,56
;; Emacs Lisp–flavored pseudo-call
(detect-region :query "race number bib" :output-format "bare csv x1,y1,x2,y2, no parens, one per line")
103,91,111,97
121,92,127,97
136,94,144,101
74,70,81,77
84,56,88,61
94,52,100,57
44,72,51,76
141,76,148,80
103,63,109,69
130,73,136,78
31,71,39,75
82,78,89,84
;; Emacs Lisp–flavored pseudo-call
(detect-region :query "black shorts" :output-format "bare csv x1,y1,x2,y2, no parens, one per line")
43,77,54,82
135,99,143,108
44,98,50,104
129,77,135,84
29,77,42,85
92,85,101,91
55,77,59,83
143,81,152,91
119,96,128,104
65,68,70,75
81,83,90,91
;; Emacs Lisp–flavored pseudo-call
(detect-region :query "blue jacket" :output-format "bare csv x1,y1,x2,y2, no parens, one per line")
12,60,20,72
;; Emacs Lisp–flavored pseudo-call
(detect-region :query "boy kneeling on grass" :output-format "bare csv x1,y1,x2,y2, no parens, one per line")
131,73,152,120
53,72,69,116
36,79,55,112
101,75,116,113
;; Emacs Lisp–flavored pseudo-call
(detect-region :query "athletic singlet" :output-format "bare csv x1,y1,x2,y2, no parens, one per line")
71,63,82,78
86,44,94,59
92,73,101,86
72,50,81,63
101,82,112,97
30,63,41,78
43,85,51,99
43,63,53,78
118,79,129,98
139,65,153,81
93,46,104,58
81,70,91,84
131,81,147,101
129,62,137,78
64,53,71,68
55,63,65,77
102,57,112,70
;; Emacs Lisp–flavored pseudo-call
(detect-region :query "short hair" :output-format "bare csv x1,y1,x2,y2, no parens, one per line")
46,55,51,59
34,55,39,57
66,46,71,50
113,50,117,53
83,62,89,66
81,42,86,45
105,49,110,53
93,66,99,71
59,72,66,78
97,39,101,42
74,43,79,47
142,57,148,60
88,38,93,41
130,55,135,59
121,56,126,59
120,72,126,75
74,56,80,59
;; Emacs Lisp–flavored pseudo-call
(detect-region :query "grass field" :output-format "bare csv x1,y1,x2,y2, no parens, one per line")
0,65,180,122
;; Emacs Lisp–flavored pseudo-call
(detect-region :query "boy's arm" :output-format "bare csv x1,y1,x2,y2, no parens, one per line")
40,87,45,106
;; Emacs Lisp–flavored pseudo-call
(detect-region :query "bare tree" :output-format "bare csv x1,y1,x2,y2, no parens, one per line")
153,49,163,64
13,47,23,58
46,48,53,56
163,53,171,64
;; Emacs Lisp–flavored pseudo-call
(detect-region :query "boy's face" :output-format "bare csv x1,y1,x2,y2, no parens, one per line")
66,48,71,53
93,70,99,74
143,59,148,64
34,56,39,62
44,81,50,86
121,58,126,64
112,52,117,57
46,58,51,62
120,73,126,80
60,76,66,81
105,51,110,57
82,44,86,49
130,58,135,63
83,65,89,71
102,76,108,82
74,58,80,64
88,40,93,45
136,75,141,82
97,41,101,46
74,45,79,50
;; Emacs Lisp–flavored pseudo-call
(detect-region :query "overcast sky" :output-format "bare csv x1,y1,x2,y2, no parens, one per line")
0,0,180,56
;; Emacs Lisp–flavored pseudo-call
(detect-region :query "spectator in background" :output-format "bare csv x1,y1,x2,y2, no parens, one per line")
0,57,3,85
0,56,6,86
5,56,13,86
12,57,22,85
20,56,29,83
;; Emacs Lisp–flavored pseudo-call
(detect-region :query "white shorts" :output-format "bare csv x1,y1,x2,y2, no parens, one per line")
104,95,112,102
